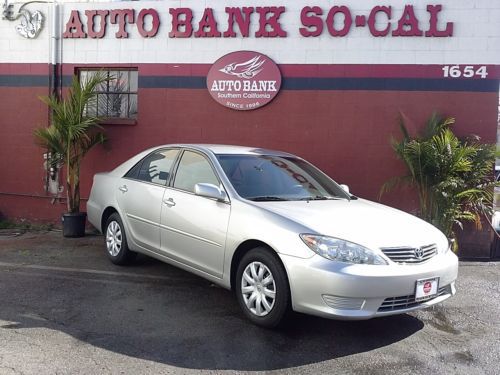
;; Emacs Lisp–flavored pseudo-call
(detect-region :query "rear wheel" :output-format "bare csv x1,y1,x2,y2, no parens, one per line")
235,247,290,328
105,213,136,265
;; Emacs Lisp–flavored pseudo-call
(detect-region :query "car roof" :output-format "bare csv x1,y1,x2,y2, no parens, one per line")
163,144,297,157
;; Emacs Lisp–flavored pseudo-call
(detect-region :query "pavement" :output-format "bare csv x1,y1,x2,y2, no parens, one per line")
0,230,499,375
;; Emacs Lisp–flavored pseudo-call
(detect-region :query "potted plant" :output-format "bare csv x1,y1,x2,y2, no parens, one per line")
34,72,109,237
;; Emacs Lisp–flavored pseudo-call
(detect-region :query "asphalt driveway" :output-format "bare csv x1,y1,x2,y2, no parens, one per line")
0,230,498,374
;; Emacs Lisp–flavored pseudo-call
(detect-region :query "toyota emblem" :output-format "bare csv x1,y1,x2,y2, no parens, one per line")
414,247,424,259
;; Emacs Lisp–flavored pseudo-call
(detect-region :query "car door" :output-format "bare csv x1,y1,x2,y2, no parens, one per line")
160,150,230,278
116,149,179,252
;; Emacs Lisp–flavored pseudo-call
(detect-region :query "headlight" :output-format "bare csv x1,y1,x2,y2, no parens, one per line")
300,234,387,265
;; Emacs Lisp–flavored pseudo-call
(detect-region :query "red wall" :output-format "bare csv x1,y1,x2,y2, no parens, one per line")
0,84,64,223
82,88,498,212
0,65,498,228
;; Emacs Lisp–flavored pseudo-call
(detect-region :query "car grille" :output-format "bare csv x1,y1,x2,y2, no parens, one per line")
380,243,437,264
378,285,450,312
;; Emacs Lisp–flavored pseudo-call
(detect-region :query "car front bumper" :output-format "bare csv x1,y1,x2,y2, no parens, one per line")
280,250,458,320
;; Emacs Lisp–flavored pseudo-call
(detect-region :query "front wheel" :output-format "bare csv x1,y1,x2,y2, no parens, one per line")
235,247,290,328
105,213,137,265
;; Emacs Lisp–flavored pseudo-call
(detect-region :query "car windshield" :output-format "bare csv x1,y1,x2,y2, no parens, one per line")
216,154,350,201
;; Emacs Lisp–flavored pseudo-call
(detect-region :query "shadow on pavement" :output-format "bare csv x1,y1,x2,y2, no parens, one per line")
0,235,424,371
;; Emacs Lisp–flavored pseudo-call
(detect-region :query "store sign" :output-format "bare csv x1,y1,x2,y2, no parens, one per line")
207,51,282,111
62,4,453,39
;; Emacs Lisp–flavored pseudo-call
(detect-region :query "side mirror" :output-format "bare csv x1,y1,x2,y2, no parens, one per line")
194,183,228,202
340,184,350,194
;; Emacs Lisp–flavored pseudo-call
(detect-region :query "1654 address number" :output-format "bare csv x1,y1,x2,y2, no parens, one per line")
442,65,488,79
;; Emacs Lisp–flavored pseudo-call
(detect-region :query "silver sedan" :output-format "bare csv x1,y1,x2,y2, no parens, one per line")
87,144,458,327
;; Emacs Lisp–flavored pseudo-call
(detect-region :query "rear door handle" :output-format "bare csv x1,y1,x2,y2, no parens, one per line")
118,185,128,193
163,197,176,207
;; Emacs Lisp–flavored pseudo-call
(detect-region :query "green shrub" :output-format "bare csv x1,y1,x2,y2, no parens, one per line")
381,113,496,241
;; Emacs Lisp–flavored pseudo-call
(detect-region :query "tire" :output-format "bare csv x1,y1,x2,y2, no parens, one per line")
104,213,137,265
235,247,290,328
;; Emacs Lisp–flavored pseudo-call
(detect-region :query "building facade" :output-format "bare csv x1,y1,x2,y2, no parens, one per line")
0,0,499,255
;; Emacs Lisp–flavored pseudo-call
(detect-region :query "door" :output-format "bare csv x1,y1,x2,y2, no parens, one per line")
160,150,231,278
116,149,179,252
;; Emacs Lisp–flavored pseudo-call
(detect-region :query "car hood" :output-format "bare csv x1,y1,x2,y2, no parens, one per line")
251,198,446,251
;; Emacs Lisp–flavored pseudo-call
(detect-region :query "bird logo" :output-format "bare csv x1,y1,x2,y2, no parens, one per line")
219,55,266,79
15,10,43,39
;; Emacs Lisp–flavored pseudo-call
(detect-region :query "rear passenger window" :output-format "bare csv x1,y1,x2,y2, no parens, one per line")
134,149,178,185
124,161,142,180
173,151,220,193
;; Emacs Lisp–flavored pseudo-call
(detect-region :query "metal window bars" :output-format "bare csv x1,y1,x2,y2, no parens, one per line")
82,70,138,119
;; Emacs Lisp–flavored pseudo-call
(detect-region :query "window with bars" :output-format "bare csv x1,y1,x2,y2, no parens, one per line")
79,69,138,120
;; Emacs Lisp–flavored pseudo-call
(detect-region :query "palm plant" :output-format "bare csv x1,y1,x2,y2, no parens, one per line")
34,72,109,214
381,113,495,241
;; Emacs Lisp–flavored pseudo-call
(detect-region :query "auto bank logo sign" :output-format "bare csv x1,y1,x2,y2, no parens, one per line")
207,51,282,111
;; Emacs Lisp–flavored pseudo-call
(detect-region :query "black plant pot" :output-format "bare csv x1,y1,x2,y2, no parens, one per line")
62,212,87,238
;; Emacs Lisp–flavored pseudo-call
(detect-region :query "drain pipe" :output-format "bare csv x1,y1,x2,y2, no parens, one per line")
46,1,60,195
49,1,59,98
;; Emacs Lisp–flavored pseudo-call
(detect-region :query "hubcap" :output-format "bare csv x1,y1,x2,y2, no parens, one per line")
241,261,276,317
106,221,122,257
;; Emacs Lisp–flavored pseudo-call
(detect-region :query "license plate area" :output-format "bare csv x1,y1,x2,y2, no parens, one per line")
415,277,439,302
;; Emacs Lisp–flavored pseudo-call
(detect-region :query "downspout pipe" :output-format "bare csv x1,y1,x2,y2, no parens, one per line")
49,1,59,98
46,1,59,193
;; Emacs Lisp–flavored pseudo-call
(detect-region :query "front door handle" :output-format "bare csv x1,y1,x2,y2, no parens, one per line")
118,185,128,193
163,197,176,207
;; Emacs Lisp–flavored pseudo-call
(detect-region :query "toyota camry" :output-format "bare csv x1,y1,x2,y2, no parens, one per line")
87,144,458,327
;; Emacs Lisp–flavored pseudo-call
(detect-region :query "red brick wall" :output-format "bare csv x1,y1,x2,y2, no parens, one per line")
0,64,498,257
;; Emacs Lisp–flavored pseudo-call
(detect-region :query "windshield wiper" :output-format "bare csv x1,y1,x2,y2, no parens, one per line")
298,196,341,201
247,196,290,201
